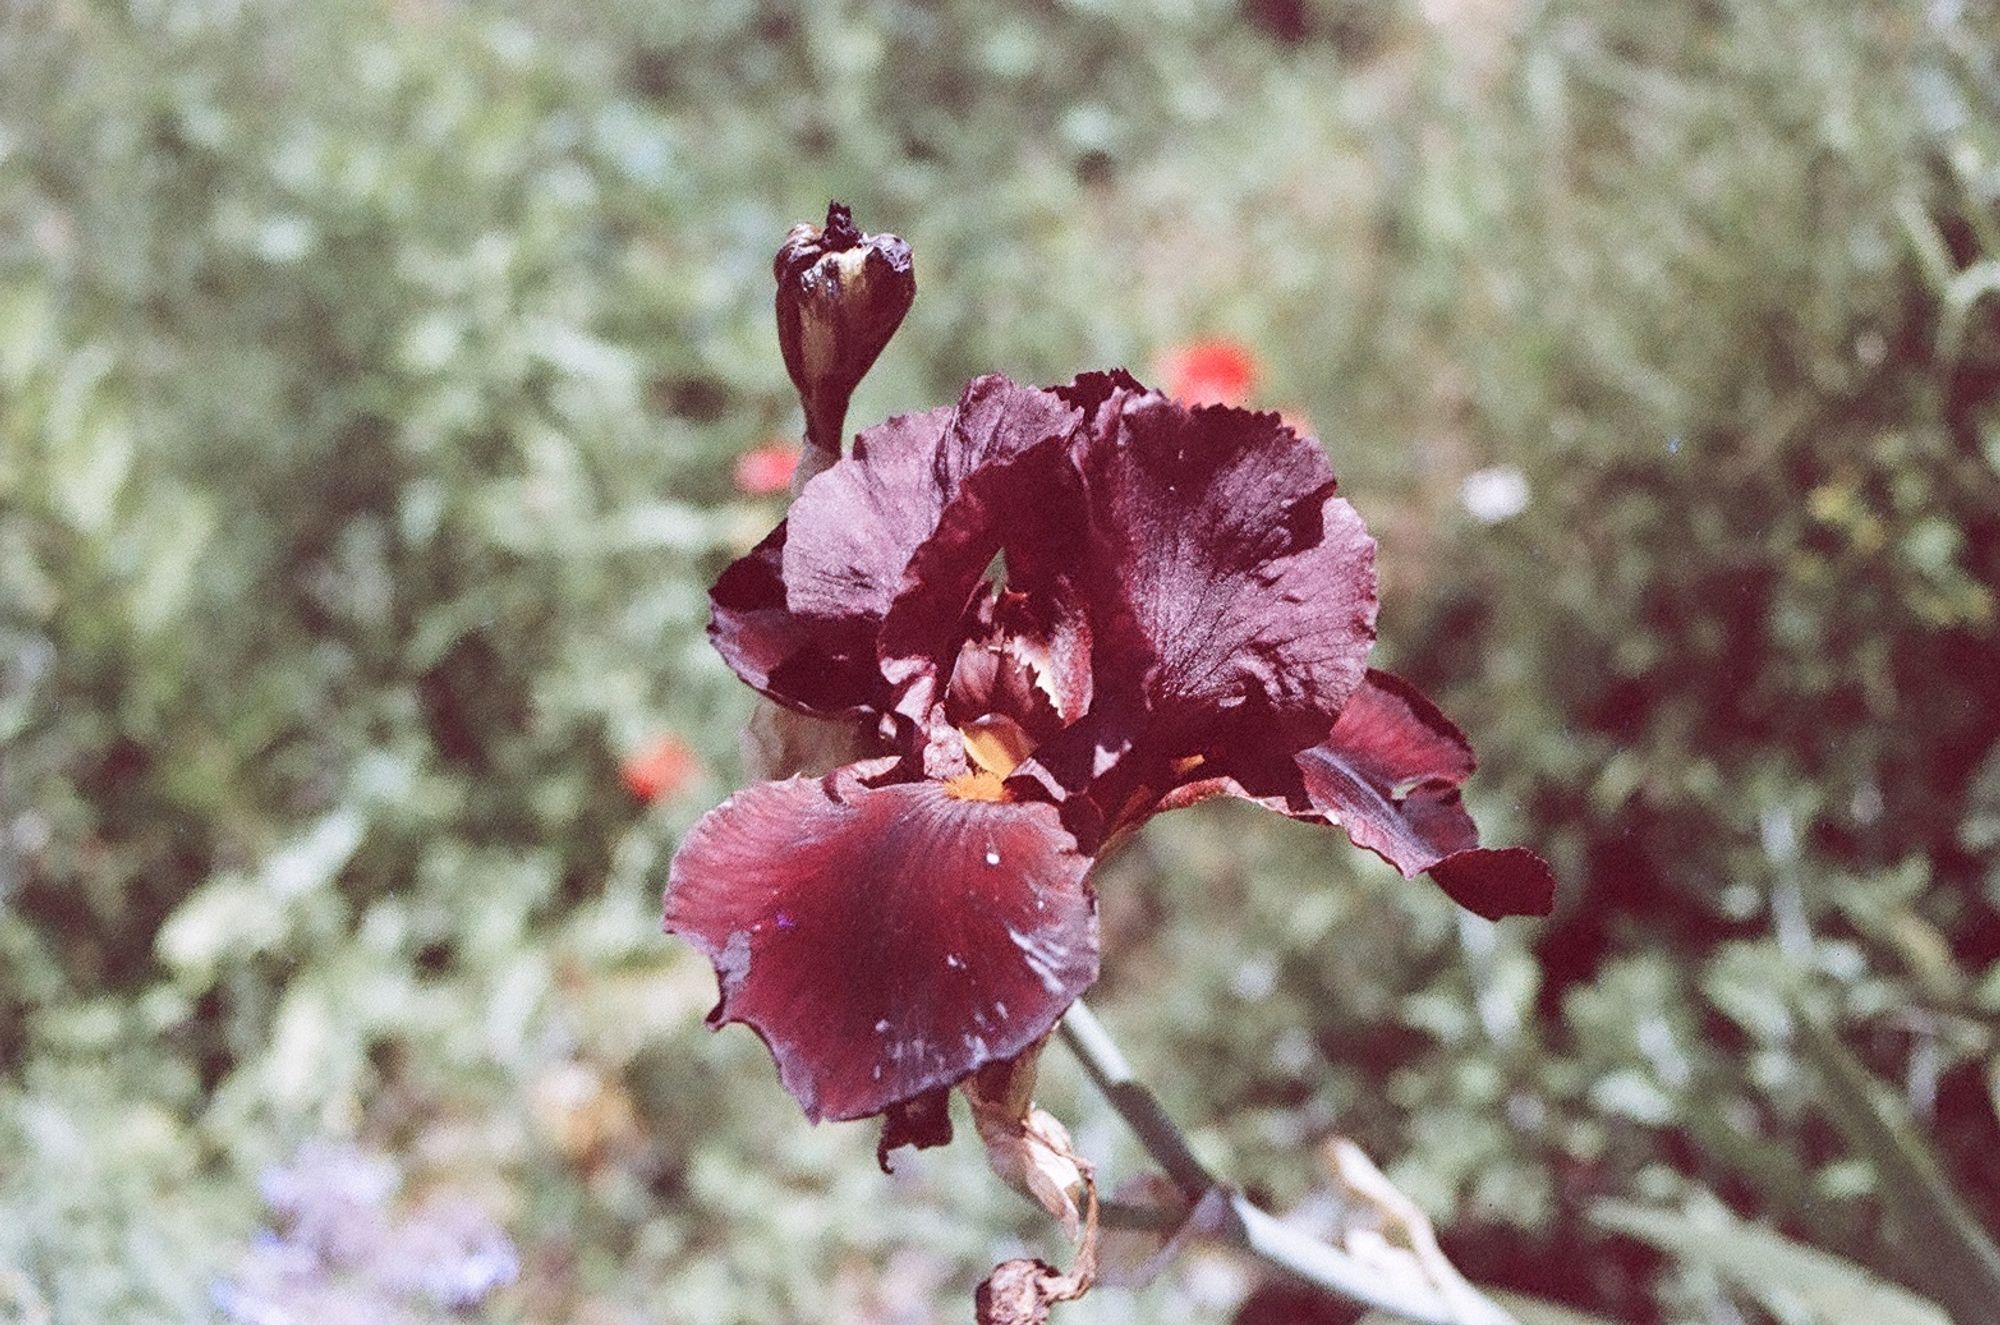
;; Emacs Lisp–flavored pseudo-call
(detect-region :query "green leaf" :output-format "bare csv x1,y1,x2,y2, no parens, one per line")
0,281,53,386
1789,996,2000,1322
156,875,288,986
45,345,133,535
259,808,368,900
126,486,219,637
1593,1200,1950,1325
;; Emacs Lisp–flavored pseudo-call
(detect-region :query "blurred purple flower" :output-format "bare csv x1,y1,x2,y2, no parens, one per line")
214,1141,517,1324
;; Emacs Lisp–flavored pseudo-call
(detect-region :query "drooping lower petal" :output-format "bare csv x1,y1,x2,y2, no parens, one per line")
1145,671,1553,919
1428,846,1556,923
1295,670,1477,864
664,768,1099,1122
1292,670,1554,919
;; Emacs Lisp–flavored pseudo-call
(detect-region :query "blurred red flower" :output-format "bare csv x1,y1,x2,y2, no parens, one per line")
621,736,698,802
733,442,801,496
1155,338,1258,407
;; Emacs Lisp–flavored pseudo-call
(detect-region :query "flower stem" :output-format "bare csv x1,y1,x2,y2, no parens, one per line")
1056,998,1213,1201
1057,1000,1521,1325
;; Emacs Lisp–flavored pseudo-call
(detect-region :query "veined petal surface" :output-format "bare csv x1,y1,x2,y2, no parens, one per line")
664,769,1098,1121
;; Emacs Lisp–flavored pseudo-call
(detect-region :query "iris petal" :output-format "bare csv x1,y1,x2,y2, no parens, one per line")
1138,671,1554,919
709,522,886,715
1295,670,1478,863
1429,846,1557,922
1013,392,1380,835
780,402,955,624
783,377,1080,625
1292,670,1554,918
708,375,1084,721
1072,396,1378,744
876,434,1086,731
664,767,1098,1122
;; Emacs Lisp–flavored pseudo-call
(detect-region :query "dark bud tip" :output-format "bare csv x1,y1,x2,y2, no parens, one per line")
774,201,917,458
822,201,861,250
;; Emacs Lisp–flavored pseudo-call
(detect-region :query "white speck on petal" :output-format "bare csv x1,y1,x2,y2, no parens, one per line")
984,849,1001,866
874,1018,890,1033
1007,929,1069,995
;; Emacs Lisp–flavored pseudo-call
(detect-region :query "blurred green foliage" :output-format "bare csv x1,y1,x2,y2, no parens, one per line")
4,0,2000,1321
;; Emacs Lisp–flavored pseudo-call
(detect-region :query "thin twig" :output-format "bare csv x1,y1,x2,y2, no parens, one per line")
1058,1000,1520,1325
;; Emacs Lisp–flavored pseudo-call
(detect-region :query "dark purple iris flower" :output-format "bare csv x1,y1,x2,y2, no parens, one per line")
665,370,1553,1149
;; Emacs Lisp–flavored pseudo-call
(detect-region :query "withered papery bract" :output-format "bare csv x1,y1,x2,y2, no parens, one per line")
665,371,1554,1148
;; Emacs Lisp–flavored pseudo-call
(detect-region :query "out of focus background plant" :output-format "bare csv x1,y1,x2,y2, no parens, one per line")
4,1,2000,1321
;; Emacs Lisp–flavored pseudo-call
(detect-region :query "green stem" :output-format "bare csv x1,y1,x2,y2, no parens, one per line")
1058,1000,1520,1325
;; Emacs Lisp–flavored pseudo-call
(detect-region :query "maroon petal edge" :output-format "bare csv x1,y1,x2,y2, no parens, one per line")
663,769,1099,1122
781,377,1080,627
709,522,887,715
1293,669,1553,918
1429,846,1556,923
1294,669,1476,867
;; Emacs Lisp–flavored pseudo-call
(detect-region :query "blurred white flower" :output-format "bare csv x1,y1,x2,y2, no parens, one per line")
1459,466,1530,524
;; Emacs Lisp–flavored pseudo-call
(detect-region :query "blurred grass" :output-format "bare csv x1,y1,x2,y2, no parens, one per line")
4,0,2000,1321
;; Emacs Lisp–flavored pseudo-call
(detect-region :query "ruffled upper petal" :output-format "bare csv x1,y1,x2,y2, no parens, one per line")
1009,390,1379,838
663,767,1098,1122
875,427,1089,732
779,402,955,624
708,376,1084,722
783,377,1080,626
1071,394,1378,746
942,586,1093,743
709,523,888,715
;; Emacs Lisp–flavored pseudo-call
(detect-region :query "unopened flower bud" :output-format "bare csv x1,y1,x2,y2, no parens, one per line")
774,201,915,477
